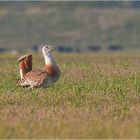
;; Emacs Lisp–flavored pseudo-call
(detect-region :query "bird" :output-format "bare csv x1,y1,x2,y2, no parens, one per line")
17,44,60,88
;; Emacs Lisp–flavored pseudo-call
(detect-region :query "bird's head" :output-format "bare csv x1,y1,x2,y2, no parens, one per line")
42,44,54,55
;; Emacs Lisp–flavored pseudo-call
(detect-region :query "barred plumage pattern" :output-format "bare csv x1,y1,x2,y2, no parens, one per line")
18,69,52,88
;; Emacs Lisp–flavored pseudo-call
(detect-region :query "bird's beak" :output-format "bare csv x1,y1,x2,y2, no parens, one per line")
48,45,54,51
43,45,54,52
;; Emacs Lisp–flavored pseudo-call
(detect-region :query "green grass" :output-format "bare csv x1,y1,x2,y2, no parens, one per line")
0,52,140,138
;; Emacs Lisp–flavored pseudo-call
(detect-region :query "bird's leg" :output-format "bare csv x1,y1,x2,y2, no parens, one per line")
23,86,33,93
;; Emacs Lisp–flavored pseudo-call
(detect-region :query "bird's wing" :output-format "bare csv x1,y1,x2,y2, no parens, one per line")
23,69,49,87
18,78,30,87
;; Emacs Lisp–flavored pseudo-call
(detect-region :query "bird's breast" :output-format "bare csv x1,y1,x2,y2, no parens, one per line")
45,64,60,77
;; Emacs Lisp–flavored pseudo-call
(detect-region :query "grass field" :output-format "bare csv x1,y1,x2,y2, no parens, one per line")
0,52,140,138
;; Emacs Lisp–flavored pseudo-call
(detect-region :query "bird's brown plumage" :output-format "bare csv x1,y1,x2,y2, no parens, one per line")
18,54,32,78
18,69,52,88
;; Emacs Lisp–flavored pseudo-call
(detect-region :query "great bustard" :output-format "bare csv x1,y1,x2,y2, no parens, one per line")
18,45,60,88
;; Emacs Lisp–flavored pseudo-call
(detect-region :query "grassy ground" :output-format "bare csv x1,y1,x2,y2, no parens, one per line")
0,52,140,138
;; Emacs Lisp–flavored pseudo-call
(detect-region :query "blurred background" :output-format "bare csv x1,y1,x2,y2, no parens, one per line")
0,1,140,54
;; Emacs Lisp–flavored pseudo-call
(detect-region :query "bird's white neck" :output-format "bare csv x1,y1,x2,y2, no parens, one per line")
44,53,55,65
43,53,60,79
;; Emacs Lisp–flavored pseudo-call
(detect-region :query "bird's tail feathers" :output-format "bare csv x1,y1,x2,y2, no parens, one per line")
19,54,32,79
